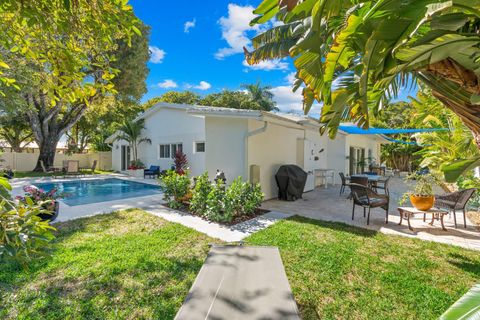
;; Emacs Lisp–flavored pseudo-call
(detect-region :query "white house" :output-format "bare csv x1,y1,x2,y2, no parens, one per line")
107,103,388,199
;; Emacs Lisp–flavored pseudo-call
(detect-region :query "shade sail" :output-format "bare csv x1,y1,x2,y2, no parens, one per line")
339,125,447,135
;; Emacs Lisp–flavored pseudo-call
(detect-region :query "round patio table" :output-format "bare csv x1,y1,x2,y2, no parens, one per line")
397,207,449,231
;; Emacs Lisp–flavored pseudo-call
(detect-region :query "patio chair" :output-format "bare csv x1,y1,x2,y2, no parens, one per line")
372,176,391,196
350,176,369,186
349,183,389,225
434,188,476,228
339,172,348,195
80,160,97,174
64,160,81,178
144,165,160,179
40,160,60,177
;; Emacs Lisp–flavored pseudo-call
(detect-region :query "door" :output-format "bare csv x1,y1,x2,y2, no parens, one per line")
121,145,131,171
349,147,365,175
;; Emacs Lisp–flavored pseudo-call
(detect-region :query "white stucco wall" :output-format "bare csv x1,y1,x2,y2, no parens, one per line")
204,117,248,183
247,119,306,200
111,107,206,176
325,133,348,177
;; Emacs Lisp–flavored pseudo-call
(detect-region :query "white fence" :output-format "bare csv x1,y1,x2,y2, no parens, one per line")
0,150,112,172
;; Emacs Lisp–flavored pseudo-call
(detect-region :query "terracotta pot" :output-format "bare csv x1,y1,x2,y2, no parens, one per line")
409,195,434,211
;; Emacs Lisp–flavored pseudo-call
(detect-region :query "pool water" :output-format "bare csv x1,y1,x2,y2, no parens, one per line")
34,178,162,206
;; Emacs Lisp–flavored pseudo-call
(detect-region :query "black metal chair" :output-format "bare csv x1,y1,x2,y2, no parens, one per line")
339,172,348,195
434,188,476,228
350,176,369,186
349,183,389,225
372,176,391,196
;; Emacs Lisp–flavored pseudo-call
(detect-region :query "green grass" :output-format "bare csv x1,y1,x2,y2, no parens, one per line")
246,216,480,319
1,212,479,319
14,170,113,178
0,210,216,319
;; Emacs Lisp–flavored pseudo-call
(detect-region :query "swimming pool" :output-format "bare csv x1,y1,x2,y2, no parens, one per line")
34,178,162,206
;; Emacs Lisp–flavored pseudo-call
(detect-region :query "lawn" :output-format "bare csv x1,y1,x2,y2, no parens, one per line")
1,211,479,320
246,217,480,319
0,210,216,320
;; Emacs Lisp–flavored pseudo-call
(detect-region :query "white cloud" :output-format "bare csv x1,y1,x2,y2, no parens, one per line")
149,46,166,63
285,72,296,84
157,79,178,89
186,81,212,90
270,86,304,112
184,18,196,33
242,59,289,71
215,4,259,60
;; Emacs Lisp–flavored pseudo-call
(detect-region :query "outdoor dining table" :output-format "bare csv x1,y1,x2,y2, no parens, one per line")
349,174,385,183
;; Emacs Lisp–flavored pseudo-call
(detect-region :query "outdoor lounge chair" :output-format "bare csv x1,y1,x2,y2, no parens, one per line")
64,160,81,178
40,160,61,177
80,160,97,174
349,183,389,225
339,172,348,195
144,165,160,179
434,188,476,228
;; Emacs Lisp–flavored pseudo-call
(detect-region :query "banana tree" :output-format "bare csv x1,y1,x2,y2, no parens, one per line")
439,283,480,319
245,0,480,179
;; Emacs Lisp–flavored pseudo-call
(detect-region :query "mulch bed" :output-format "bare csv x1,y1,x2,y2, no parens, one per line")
163,203,270,226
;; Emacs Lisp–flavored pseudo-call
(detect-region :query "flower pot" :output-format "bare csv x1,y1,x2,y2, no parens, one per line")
38,200,59,222
409,195,434,211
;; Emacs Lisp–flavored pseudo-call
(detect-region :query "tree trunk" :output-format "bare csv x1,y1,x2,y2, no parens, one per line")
34,136,60,171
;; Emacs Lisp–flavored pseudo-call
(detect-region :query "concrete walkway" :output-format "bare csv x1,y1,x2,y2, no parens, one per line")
261,178,480,251
11,174,291,242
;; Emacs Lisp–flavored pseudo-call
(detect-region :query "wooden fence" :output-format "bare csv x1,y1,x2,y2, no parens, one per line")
0,150,112,172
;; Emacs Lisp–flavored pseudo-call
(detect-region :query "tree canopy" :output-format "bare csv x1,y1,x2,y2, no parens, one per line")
246,0,480,144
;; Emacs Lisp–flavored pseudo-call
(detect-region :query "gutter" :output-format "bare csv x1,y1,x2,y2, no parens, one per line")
244,121,268,182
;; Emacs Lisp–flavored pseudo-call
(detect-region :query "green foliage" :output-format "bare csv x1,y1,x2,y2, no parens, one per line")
160,170,191,209
439,283,480,320
0,179,56,267
400,172,443,204
247,0,480,138
224,177,263,218
0,113,33,152
241,81,278,111
456,175,480,208
143,91,201,110
206,181,228,222
114,118,151,163
190,172,212,215
190,174,264,223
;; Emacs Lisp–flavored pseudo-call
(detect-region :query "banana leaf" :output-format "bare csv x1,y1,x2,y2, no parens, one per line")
441,157,480,182
439,283,480,320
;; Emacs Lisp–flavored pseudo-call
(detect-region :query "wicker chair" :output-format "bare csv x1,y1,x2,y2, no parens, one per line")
349,183,389,225
434,188,476,228
372,176,391,196
339,172,348,195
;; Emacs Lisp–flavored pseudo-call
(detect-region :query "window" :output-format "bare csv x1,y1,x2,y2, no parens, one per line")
159,144,170,159
159,143,183,159
195,142,205,153
171,143,183,156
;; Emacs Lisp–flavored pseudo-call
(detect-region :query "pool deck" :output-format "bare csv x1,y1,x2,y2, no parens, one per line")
11,174,291,242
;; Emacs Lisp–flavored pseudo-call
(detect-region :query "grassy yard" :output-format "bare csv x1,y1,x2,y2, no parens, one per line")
1,211,479,319
246,217,480,319
14,169,113,178
0,210,216,319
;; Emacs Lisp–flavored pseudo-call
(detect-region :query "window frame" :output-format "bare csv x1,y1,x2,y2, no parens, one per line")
195,141,205,153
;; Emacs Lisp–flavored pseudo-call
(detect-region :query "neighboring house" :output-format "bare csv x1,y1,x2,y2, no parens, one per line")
106,103,388,200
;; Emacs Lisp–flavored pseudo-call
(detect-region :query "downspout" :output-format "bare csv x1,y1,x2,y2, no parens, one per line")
244,121,268,182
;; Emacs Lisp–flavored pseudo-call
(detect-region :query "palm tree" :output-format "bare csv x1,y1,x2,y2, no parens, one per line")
241,81,278,111
115,119,151,164
245,0,480,180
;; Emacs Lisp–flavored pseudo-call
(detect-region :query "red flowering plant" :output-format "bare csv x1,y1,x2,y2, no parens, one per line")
128,160,145,170
173,151,189,175
16,185,64,213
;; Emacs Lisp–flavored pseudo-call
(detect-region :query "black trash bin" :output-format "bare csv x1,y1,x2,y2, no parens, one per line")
275,165,307,201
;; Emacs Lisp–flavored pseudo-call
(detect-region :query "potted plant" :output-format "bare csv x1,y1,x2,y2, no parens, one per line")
400,172,441,211
127,159,146,178
16,185,63,221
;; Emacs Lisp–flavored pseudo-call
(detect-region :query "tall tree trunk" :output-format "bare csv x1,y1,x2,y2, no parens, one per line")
35,136,60,171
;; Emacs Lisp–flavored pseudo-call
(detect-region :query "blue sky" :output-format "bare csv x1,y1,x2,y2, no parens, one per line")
131,0,417,114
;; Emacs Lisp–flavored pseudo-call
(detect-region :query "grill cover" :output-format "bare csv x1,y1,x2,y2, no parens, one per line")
275,165,307,201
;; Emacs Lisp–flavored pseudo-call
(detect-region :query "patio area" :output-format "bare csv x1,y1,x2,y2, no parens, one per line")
261,177,480,251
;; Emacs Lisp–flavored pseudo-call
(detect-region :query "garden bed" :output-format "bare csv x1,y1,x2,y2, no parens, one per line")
164,202,270,226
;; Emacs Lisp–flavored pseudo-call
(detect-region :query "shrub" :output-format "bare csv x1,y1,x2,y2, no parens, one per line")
173,151,188,175
160,170,191,209
190,172,212,216
0,179,56,267
128,159,145,170
224,177,263,218
457,175,480,208
206,181,227,222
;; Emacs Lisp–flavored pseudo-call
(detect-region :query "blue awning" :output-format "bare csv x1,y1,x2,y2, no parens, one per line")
339,125,447,135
